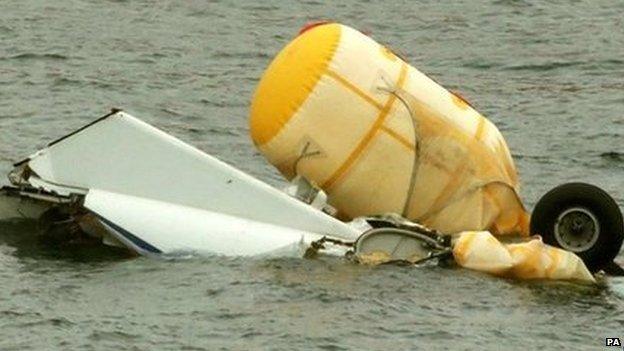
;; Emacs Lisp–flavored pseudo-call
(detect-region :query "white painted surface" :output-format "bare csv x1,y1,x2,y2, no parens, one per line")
84,189,334,257
26,112,360,241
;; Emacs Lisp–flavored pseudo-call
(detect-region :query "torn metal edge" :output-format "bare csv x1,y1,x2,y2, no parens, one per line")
0,185,74,204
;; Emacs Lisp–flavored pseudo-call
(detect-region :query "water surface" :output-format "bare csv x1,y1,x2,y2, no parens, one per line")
1,1,623,350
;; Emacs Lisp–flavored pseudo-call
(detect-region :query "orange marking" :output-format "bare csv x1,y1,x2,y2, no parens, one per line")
322,63,409,189
379,126,414,150
420,152,455,175
545,248,562,277
418,162,468,221
451,92,470,110
393,90,511,179
325,69,414,152
326,70,384,110
474,115,487,141
379,46,398,61
517,211,530,236
453,232,477,265
497,139,518,185
484,186,503,235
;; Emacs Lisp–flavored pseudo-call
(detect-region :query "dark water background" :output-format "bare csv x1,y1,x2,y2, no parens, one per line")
1,1,623,350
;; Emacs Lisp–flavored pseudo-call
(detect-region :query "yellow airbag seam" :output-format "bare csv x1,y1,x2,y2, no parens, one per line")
322,62,409,189
379,126,414,150
326,70,385,110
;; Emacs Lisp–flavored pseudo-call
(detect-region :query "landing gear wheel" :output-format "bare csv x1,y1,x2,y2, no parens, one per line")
530,183,624,273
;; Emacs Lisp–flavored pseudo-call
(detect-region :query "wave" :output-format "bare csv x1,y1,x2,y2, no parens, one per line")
2,53,68,61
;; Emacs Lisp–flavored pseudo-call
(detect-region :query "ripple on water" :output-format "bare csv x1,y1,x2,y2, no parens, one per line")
2,53,68,61
601,151,624,162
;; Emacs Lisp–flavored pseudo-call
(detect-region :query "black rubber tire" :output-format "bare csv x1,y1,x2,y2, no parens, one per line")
530,182,624,272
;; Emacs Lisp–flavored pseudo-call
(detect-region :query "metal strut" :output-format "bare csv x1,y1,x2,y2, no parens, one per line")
304,215,454,266
304,236,354,259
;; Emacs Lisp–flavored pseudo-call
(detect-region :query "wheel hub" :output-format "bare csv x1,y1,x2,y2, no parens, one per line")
554,207,600,252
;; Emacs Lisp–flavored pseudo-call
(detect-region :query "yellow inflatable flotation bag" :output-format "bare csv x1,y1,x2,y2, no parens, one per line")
453,231,595,283
250,22,529,236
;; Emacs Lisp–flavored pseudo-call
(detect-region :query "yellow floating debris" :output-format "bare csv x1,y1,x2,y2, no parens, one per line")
355,251,393,266
453,231,595,283
452,231,513,275
250,23,529,236
506,238,595,282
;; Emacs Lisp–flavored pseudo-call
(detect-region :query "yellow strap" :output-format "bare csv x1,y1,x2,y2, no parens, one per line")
326,70,384,110
326,69,414,151
379,126,414,150
322,63,409,189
